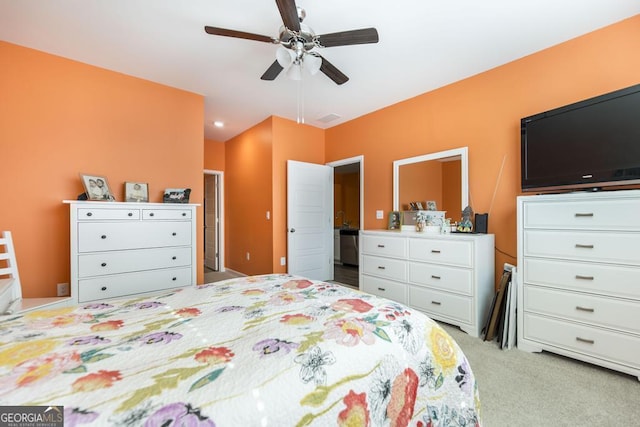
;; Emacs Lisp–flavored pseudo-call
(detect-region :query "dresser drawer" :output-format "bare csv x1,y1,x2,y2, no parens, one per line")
523,313,640,369
78,221,192,252
524,230,640,265
524,286,640,334
408,286,472,324
78,267,192,302
78,208,140,220
523,258,640,300
408,262,473,295
361,275,407,304
408,238,472,267
523,198,640,231
361,235,406,258
143,209,192,220
78,247,192,278
362,255,407,281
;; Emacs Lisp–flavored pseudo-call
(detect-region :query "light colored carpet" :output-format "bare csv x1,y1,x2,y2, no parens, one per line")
439,323,639,426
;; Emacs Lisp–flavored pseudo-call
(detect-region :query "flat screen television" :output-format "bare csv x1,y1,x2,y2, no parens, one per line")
521,83,640,193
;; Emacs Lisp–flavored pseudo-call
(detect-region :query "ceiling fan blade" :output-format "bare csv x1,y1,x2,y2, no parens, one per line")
318,56,349,85
261,60,284,81
204,26,275,43
275,0,301,32
317,28,379,47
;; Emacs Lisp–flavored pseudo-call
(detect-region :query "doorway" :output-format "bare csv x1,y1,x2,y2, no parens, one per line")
203,170,224,273
328,156,363,288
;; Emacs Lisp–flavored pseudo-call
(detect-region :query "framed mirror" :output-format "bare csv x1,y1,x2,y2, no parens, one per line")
393,147,468,221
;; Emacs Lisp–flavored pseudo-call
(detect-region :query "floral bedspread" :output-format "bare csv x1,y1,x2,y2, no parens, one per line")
0,274,481,426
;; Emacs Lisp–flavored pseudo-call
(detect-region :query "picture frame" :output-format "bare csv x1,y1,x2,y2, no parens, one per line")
80,173,115,201
163,188,191,204
125,182,149,202
388,211,401,230
426,200,437,211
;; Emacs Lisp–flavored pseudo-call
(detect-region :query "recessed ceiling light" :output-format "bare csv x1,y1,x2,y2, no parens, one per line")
213,121,224,128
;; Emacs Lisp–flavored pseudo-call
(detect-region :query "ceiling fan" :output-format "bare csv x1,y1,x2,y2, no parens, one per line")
204,0,379,85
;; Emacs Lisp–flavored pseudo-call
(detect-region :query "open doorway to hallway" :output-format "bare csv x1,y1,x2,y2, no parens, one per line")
203,170,224,282
329,156,363,289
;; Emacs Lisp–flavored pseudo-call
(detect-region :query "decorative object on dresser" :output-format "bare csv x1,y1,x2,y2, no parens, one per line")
65,201,198,304
516,190,640,379
163,187,191,203
125,181,149,202
387,211,401,230
80,173,115,201
360,230,495,337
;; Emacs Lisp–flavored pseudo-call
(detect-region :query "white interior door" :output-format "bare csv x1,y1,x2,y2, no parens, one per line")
204,172,222,271
287,160,333,281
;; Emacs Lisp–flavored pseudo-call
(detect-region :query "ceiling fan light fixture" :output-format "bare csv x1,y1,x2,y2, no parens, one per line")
286,63,303,81
276,46,295,68
304,53,322,76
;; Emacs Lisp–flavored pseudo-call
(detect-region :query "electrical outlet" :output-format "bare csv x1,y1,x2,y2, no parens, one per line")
280,256,286,266
57,283,70,297
246,252,250,261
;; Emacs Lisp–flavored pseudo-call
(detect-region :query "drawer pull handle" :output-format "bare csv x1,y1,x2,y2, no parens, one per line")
101,262,107,267
377,266,386,270
172,256,177,260
431,250,441,254
128,212,133,217
377,287,386,291
101,235,107,239
172,232,177,236
431,301,442,306
172,277,177,281
574,213,594,217
377,244,385,248
576,337,595,345
101,286,107,291
576,306,595,313
182,212,187,217
575,244,594,249
149,213,155,217
575,275,594,281
431,275,441,280
86,212,93,217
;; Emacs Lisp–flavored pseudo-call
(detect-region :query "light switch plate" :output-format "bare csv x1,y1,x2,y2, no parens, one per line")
376,210,384,219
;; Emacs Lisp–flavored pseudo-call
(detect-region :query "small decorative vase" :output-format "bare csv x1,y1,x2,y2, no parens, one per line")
416,221,425,232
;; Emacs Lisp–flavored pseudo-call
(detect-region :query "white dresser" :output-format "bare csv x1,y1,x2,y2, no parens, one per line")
66,201,198,304
360,230,495,337
516,190,640,379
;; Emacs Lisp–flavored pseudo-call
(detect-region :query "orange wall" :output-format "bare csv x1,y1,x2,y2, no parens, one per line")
325,15,640,286
224,118,274,275
271,117,325,272
334,172,360,229
204,139,225,171
0,41,205,297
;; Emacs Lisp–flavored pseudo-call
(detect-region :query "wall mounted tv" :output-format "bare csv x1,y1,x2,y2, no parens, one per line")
521,83,640,193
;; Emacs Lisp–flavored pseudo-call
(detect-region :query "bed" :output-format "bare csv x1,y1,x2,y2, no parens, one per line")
0,274,481,426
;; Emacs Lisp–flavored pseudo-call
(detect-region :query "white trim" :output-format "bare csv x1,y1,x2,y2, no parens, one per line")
204,169,225,272
392,147,468,211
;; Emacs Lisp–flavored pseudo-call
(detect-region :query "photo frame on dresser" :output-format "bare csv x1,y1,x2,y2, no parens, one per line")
125,182,149,202
163,188,191,204
80,173,115,201
388,211,401,230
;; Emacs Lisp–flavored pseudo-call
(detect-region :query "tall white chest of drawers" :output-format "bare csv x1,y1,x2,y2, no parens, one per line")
517,190,640,379
66,201,197,304
360,230,495,337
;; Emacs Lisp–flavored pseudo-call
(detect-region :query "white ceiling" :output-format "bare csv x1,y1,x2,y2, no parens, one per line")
1,1,638,142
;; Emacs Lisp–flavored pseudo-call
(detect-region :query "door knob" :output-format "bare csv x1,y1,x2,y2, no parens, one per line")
290,228,296,233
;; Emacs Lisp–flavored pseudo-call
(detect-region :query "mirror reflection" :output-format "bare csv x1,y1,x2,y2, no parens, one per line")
393,147,468,223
